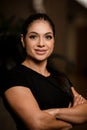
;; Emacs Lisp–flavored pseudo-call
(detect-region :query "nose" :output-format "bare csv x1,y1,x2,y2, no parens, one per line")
37,37,45,47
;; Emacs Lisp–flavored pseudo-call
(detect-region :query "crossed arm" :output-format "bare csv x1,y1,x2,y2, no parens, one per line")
45,87,87,124
4,86,72,130
4,86,87,130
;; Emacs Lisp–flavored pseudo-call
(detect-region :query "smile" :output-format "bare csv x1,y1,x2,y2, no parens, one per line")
35,49,47,55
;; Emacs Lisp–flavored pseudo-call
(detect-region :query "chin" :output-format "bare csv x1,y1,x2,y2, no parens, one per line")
33,57,47,62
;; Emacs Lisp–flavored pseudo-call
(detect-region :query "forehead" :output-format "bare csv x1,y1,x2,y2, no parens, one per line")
27,19,53,32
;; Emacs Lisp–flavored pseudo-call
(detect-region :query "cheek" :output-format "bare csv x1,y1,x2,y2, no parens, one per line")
49,42,54,51
47,43,54,56
25,39,33,48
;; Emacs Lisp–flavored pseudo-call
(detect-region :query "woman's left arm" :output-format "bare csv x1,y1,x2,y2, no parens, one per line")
44,87,87,124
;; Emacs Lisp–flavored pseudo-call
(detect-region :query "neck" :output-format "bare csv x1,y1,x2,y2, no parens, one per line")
22,59,50,77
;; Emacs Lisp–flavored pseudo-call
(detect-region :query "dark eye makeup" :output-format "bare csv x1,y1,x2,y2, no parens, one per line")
45,35,53,40
29,35,37,39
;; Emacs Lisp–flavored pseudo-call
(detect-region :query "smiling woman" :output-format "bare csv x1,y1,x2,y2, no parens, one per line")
1,13,87,130
21,19,54,63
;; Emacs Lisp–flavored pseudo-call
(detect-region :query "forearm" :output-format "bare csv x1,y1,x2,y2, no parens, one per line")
39,111,72,130
56,103,87,124
23,110,72,130
4,87,72,130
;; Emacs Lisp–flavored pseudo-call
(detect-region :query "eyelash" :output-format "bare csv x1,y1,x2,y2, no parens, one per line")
29,35,53,40
29,35,37,39
45,35,52,40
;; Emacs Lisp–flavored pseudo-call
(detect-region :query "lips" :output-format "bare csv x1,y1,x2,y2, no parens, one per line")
35,49,47,55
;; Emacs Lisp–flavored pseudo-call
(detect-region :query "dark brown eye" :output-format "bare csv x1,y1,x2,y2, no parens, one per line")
45,35,53,40
29,35,37,39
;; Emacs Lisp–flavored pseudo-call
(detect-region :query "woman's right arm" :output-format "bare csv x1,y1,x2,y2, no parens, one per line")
4,86,72,130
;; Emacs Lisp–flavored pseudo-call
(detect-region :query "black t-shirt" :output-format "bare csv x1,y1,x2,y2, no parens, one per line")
1,64,73,130
2,64,73,109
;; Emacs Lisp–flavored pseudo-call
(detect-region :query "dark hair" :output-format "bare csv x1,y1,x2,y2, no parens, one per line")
22,13,55,38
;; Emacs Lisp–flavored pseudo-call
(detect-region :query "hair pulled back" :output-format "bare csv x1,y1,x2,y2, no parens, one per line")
22,13,55,38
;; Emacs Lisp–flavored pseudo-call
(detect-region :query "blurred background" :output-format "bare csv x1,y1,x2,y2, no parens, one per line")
0,0,87,129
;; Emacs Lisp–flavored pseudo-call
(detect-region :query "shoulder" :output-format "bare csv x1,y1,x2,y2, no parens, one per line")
5,64,33,83
1,64,32,94
5,64,31,77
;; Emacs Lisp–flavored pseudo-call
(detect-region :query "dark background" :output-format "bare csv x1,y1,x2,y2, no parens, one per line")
0,0,87,129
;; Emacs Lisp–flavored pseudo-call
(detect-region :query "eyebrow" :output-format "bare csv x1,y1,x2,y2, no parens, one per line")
28,32,53,35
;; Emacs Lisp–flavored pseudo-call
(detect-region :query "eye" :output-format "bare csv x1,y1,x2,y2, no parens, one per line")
29,35,37,39
45,35,53,40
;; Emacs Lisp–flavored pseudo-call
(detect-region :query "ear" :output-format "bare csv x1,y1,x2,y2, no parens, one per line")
21,34,25,48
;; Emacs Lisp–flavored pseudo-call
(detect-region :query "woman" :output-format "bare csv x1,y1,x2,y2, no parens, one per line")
2,13,87,130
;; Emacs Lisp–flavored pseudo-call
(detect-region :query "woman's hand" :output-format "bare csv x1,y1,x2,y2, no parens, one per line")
44,87,87,125
73,94,87,107
71,87,87,107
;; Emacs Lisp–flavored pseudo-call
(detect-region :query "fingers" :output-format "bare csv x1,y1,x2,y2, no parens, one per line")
68,102,72,108
73,94,86,107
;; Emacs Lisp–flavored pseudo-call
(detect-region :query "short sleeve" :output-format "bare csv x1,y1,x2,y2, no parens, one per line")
1,66,31,94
